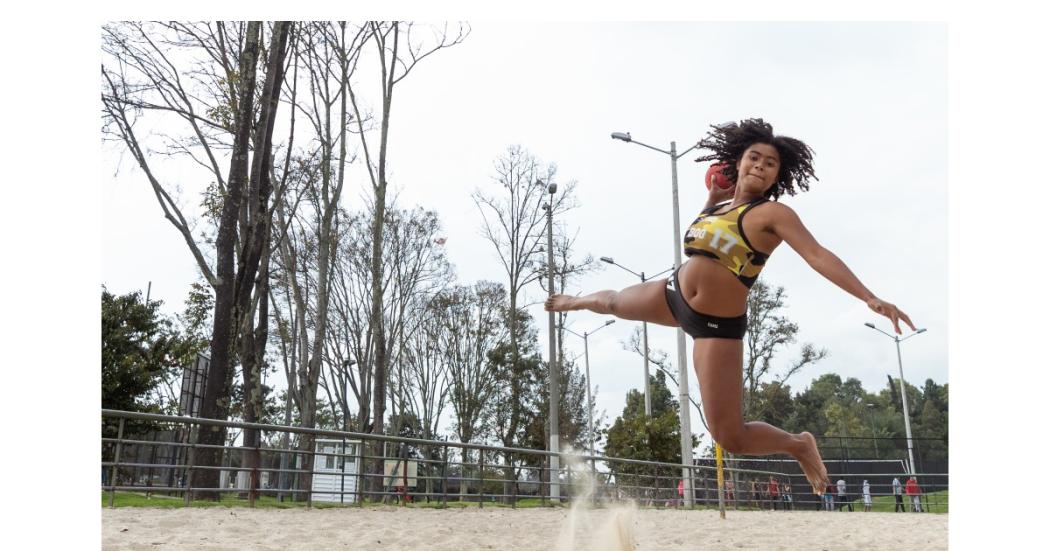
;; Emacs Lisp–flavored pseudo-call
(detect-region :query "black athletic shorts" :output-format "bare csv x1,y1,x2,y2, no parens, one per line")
664,266,747,340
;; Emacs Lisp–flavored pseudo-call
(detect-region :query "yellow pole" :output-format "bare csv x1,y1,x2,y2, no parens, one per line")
716,443,726,519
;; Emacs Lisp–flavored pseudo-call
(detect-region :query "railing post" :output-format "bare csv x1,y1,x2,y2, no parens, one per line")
510,452,517,509
356,440,364,507
543,454,550,507
479,449,485,509
441,441,449,509
652,463,658,508
591,455,598,507
248,442,257,509
306,442,314,510
566,459,572,505
107,417,125,508
183,424,199,507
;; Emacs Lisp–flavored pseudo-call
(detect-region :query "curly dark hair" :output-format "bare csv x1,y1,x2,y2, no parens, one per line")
694,118,817,200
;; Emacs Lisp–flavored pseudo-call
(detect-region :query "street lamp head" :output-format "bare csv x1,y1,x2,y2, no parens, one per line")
864,322,876,329
600,256,614,264
916,328,927,334
611,132,632,142
548,182,557,194
604,320,616,326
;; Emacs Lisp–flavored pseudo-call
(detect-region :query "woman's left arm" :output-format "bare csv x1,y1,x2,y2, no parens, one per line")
769,203,916,334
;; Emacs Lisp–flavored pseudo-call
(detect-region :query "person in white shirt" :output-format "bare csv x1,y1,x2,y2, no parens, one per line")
836,478,852,511
892,477,905,512
862,480,872,512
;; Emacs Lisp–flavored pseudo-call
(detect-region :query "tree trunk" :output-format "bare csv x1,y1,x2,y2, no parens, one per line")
195,21,261,501
238,19,291,506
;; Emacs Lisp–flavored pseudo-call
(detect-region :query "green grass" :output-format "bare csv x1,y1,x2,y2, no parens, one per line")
103,490,948,513
101,491,568,510
826,490,947,514
102,491,348,509
868,490,948,514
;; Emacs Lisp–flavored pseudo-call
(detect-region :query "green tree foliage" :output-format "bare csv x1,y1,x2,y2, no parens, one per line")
521,355,593,457
604,371,697,477
751,381,795,427
489,309,545,455
101,287,196,432
762,372,948,463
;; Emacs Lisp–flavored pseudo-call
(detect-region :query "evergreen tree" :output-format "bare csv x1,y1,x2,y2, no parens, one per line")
102,286,196,416
604,371,697,487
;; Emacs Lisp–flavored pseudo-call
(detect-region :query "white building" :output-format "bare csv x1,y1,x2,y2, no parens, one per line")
310,438,361,503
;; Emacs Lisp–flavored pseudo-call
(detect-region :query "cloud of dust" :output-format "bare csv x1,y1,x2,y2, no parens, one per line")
554,448,638,551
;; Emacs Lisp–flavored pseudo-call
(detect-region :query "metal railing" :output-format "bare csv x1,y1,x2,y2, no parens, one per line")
101,410,946,512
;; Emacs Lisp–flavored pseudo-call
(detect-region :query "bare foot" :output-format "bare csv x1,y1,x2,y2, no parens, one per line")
794,431,830,496
545,294,576,312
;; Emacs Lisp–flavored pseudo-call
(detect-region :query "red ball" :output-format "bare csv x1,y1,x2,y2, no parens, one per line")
705,163,734,190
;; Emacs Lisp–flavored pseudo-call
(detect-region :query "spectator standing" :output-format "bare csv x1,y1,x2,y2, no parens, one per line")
784,482,793,511
905,476,922,512
862,480,872,512
769,476,781,511
892,477,905,512
824,482,836,511
836,478,853,512
750,479,760,509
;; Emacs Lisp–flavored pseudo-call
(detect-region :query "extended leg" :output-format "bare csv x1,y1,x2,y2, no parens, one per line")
693,337,830,495
545,278,677,327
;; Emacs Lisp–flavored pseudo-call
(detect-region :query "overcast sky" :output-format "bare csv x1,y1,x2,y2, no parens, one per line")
101,22,947,449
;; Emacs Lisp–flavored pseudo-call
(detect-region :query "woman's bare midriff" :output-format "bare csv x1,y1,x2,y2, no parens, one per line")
676,256,751,317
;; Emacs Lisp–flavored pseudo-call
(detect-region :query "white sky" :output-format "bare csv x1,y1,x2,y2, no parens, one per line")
102,22,947,448
6,4,1050,548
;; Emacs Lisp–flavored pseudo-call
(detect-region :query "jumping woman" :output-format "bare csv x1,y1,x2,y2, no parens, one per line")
546,118,916,495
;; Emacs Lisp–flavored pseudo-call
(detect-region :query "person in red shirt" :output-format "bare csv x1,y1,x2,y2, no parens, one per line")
904,476,923,512
768,476,780,511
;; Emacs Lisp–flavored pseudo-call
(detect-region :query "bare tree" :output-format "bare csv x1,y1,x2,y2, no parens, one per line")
262,21,368,497
347,22,469,446
400,296,452,443
398,295,452,501
102,21,293,499
742,280,828,418
471,146,582,473
439,282,508,498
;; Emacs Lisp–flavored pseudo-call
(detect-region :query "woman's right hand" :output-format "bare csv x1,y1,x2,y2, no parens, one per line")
707,177,735,204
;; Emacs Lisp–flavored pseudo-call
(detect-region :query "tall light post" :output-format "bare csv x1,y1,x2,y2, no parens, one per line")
341,359,356,504
864,323,927,475
611,131,701,506
540,180,560,500
865,403,879,459
563,319,616,459
599,256,672,416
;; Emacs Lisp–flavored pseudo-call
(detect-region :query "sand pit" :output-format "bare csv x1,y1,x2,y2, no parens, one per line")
102,506,947,550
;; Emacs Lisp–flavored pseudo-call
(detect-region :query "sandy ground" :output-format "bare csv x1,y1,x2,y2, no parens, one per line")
102,506,947,550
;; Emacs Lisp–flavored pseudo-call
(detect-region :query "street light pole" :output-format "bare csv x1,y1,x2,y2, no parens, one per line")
341,359,356,504
542,181,560,501
600,257,672,417
864,323,927,475
611,131,700,507
866,403,879,459
564,320,616,460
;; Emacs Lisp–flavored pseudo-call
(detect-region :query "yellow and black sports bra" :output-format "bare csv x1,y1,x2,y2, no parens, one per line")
683,199,770,288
